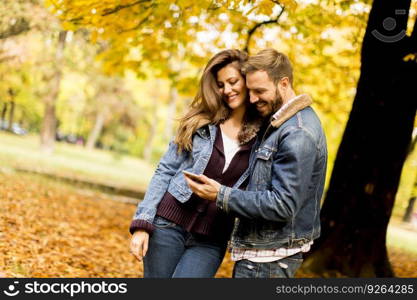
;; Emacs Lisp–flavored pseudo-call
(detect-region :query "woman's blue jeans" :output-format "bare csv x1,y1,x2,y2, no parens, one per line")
143,216,227,278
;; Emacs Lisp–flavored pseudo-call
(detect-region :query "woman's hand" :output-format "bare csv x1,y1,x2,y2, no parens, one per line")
184,174,221,201
130,230,149,262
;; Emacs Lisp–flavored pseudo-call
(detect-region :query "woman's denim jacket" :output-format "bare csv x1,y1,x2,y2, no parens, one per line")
132,124,256,227
216,95,328,249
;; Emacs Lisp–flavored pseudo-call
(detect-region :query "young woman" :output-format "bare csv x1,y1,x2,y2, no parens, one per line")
129,49,261,278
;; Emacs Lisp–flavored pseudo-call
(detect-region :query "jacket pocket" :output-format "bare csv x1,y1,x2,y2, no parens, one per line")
253,147,274,188
256,147,274,160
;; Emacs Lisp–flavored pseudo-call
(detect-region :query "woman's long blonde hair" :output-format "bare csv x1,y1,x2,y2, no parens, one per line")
175,49,248,152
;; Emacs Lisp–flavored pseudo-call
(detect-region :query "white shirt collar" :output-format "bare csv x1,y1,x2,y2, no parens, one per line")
271,94,303,120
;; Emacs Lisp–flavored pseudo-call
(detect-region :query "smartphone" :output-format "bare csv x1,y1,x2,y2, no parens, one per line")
182,170,204,183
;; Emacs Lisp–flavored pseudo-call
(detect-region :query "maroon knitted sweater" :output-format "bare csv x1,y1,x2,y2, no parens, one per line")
130,126,255,243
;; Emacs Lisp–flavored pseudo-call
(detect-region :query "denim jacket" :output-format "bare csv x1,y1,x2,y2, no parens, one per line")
216,94,327,249
132,123,260,227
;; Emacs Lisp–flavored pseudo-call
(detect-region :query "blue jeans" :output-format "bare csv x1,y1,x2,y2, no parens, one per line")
143,216,227,278
232,253,303,278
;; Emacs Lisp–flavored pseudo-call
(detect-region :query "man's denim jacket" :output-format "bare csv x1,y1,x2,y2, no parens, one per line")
132,125,254,226
216,94,328,249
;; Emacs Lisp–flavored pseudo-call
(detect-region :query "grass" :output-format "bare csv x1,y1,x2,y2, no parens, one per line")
387,219,417,255
0,132,154,193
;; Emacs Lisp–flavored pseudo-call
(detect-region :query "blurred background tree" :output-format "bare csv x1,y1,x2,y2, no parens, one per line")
306,0,417,277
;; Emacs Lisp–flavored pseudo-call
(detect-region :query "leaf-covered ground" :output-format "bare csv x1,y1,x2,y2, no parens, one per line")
1,171,416,278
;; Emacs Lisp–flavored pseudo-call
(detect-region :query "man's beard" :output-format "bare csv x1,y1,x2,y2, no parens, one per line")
261,88,283,118
271,88,283,114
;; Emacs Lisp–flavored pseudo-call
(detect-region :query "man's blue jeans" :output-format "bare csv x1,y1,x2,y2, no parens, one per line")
143,216,227,278
232,253,303,278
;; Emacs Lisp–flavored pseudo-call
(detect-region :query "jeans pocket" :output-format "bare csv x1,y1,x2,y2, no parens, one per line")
153,216,177,229
233,260,259,278
277,257,303,278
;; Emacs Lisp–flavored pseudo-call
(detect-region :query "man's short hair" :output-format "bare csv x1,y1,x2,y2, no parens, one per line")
243,49,293,86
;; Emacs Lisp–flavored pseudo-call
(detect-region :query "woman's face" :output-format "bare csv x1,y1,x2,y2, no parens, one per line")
216,63,247,111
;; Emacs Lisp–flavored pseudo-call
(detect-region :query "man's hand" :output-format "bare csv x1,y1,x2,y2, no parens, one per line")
130,230,149,262
184,174,221,201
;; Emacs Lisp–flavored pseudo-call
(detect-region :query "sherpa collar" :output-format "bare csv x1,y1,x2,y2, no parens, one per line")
237,117,263,145
270,94,313,128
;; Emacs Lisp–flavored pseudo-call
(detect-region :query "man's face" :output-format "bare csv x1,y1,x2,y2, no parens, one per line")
246,70,283,117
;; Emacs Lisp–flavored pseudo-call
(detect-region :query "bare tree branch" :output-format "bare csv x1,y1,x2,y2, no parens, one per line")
120,10,153,33
101,0,151,16
208,0,221,11
244,6,285,53
68,1,152,26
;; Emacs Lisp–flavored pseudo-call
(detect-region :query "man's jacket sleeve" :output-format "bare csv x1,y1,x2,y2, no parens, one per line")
216,127,318,222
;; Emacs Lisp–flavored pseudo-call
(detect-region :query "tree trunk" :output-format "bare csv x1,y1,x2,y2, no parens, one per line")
305,0,417,277
40,31,67,154
86,108,107,150
40,101,57,153
143,79,162,162
143,106,158,162
1,102,7,123
165,85,178,141
7,100,15,131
